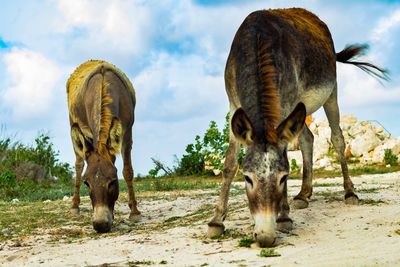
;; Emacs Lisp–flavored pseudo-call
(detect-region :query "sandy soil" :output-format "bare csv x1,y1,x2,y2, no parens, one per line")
1,172,400,267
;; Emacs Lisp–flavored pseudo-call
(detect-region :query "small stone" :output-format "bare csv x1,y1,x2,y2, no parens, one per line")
43,199,51,203
62,196,69,201
11,199,19,204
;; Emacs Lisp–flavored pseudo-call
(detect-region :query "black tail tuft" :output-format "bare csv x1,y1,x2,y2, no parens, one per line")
336,44,390,82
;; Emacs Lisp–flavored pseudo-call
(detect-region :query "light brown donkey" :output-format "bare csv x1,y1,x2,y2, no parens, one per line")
208,8,388,247
67,60,140,233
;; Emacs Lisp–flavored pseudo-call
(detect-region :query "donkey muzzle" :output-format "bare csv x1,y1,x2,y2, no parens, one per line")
92,206,113,233
253,213,277,247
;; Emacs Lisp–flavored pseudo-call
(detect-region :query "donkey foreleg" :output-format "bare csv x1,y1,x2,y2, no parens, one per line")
122,130,141,221
71,155,84,214
207,139,240,238
293,126,314,209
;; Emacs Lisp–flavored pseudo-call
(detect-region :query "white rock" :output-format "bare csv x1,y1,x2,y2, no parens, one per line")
372,137,400,163
315,118,329,128
315,157,334,170
43,199,51,203
350,129,381,157
313,136,331,161
360,156,374,165
11,198,19,204
340,114,357,131
213,169,221,176
62,196,70,201
375,126,384,134
309,121,318,134
348,122,365,137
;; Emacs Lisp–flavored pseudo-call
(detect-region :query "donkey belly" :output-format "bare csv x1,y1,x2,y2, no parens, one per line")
299,83,334,115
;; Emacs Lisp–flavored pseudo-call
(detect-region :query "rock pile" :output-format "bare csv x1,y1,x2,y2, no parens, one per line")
288,114,400,170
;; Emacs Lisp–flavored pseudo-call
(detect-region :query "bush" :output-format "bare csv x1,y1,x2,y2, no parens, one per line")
150,113,246,177
290,159,299,172
175,135,205,176
384,149,398,166
0,171,16,187
0,132,73,191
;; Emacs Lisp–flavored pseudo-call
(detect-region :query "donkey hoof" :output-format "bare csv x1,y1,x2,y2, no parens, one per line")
70,208,80,215
277,218,293,233
345,193,359,205
129,212,142,222
292,198,309,209
207,222,225,238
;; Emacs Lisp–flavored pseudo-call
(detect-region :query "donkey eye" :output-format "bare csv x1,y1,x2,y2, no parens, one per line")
108,180,118,190
280,175,288,185
84,180,90,188
244,176,253,187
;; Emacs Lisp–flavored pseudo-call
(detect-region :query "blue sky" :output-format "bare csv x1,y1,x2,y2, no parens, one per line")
0,0,399,175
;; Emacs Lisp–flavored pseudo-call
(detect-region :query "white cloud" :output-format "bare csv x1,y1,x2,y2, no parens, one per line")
134,52,228,121
56,0,152,59
2,48,61,119
337,64,400,108
371,8,400,43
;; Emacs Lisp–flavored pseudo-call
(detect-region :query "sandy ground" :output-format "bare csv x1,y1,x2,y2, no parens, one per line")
1,172,400,267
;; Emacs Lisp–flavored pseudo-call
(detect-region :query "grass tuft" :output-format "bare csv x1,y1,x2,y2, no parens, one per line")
238,237,255,247
258,248,281,257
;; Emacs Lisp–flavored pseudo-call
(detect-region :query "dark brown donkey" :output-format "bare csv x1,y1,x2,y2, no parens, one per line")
208,8,388,247
67,60,140,233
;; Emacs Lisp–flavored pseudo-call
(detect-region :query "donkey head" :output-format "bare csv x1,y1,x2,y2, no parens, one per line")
231,103,306,247
71,118,122,233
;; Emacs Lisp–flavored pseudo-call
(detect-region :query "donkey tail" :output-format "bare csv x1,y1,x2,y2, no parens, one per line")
336,44,389,81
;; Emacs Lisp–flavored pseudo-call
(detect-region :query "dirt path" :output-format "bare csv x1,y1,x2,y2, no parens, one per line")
1,172,400,266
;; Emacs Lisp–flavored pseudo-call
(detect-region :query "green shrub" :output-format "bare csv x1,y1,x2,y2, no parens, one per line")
258,248,281,257
290,158,299,172
175,135,205,176
384,149,398,166
0,171,16,187
0,132,73,200
171,114,245,176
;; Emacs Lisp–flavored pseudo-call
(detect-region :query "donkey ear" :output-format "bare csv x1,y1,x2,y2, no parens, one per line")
231,108,254,146
108,117,123,155
71,124,91,159
277,103,306,142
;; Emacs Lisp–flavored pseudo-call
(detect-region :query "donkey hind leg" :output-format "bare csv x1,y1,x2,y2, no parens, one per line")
207,138,240,238
71,154,84,214
277,179,293,233
323,86,359,204
122,129,141,221
293,126,314,209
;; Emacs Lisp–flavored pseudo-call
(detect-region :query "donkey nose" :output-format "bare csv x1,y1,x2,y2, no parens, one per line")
254,231,277,247
92,206,113,233
93,220,112,233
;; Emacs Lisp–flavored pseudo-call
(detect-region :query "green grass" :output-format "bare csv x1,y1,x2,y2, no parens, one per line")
0,176,220,202
258,248,281,257
357,187,380,193
238,237,255,247
128,260,154,266
314,190,343,202
0,199,93,242
313,182,341,187
361,198,385,205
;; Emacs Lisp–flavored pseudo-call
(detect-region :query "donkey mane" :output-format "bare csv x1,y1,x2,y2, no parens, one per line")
257,34,280,144
97,79,113,159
